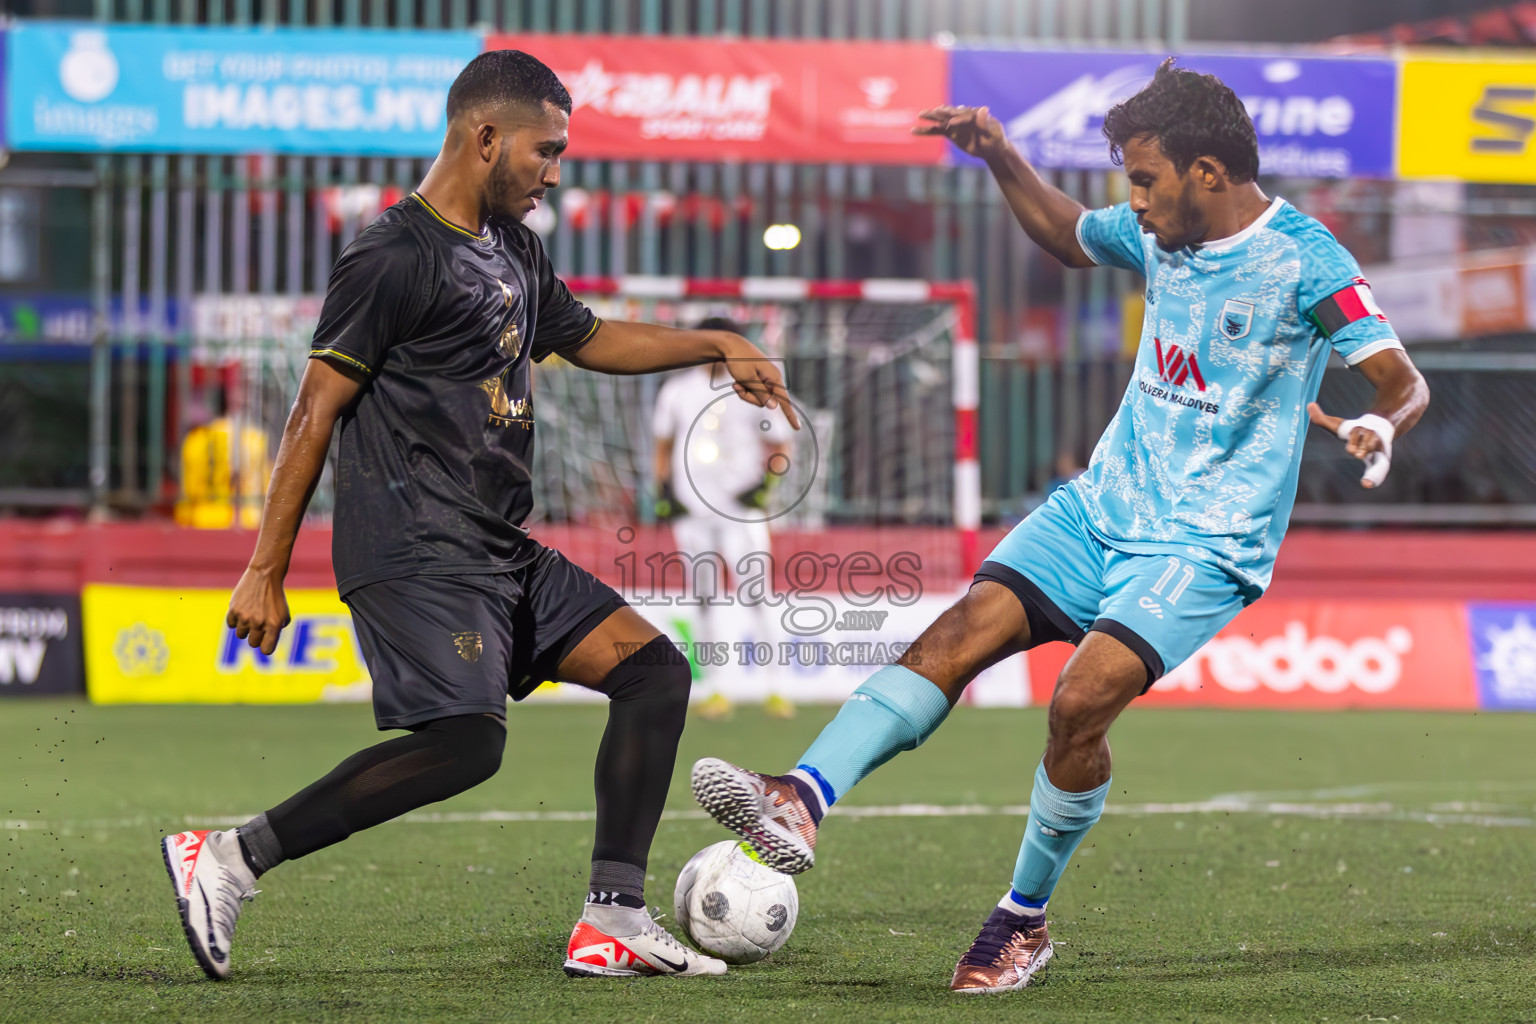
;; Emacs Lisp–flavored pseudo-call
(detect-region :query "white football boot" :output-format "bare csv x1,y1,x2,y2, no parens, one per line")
564,904,727,978
161,829,257,979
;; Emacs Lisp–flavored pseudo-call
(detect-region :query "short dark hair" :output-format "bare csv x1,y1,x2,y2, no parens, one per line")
695,316,744,334
446,50,571,122
1102,58,1259,183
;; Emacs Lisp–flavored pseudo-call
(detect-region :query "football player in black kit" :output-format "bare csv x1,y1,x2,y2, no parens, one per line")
160,49,798,981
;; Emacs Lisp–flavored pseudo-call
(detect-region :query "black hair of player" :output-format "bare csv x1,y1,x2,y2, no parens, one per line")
695,316,744,335
1102,58,1259,183
446,50,572,122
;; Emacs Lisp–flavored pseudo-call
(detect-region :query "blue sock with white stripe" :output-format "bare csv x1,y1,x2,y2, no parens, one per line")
1010,761,1110,912
793,665,952,808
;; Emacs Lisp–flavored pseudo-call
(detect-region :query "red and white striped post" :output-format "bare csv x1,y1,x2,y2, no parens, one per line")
564,276,984,572
933,282,981,573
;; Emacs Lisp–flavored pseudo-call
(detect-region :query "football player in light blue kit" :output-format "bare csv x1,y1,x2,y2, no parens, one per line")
691,59,1430,993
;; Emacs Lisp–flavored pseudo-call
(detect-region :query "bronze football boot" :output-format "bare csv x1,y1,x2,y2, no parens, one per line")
950,906,1053,994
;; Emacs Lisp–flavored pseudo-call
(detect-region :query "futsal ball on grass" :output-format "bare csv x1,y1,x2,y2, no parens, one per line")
673,840,798,964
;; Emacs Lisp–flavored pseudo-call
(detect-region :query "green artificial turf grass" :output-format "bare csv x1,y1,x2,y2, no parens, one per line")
2,701,1533,1023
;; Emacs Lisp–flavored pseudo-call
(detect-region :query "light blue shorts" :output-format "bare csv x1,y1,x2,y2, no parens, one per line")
977,486,1252,686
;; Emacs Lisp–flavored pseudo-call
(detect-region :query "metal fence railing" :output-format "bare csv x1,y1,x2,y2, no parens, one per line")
1,0,1196,515
6,2,1529,528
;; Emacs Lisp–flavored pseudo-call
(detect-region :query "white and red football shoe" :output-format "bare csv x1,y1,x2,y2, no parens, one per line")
161,829,257,980
564,905,726,978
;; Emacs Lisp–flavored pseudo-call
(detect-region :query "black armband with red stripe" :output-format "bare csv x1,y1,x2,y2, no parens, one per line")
1310,277,1389,338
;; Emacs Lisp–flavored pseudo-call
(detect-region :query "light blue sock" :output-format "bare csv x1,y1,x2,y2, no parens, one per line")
1011,761,1110,904
794,665,951,806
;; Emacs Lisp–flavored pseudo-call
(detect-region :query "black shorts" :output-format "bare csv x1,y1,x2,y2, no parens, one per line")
345,541,627,730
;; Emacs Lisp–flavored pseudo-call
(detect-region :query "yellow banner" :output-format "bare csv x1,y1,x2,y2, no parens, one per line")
1400,55,1536,182
83,584,371,704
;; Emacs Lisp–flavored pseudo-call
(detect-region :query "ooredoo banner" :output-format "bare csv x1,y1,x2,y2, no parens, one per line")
1028,599,1477,710
949,49,1396,177
485,33,947,165
6,22,479,154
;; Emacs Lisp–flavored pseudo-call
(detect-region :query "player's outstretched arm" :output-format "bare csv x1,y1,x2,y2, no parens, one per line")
227,357,365,654
1307,348,1430,489
913,105,1094,268
565,320,801,429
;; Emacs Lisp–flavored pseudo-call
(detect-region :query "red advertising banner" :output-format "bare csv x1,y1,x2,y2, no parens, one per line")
485,34,947,165
1028,600,1477,711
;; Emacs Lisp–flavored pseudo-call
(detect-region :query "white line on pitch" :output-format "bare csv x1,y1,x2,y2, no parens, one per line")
4,798,1531,832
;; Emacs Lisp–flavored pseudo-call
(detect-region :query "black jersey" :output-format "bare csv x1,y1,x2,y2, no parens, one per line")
309,192,599,596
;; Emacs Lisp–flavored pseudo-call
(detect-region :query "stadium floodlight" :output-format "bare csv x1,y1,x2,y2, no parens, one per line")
763,224,803,250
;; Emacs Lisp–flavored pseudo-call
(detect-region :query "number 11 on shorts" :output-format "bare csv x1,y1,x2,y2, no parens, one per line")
1139,556,1195,618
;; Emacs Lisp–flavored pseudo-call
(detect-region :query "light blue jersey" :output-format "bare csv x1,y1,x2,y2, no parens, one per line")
1069,197,1402,593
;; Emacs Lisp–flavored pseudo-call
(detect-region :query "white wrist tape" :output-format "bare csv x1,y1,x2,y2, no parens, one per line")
1334,413,1395,488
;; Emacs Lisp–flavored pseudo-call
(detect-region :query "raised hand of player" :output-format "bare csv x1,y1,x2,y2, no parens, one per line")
1307,402,1394,489
227,565,292,656
912,105,1008,160
718,336,801,430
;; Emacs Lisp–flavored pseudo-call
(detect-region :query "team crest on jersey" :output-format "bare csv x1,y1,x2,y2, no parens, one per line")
1219,299,1254,340
499,279,514,307
452,631,483,663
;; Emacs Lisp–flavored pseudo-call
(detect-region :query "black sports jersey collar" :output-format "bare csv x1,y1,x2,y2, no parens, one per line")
409,191,493,245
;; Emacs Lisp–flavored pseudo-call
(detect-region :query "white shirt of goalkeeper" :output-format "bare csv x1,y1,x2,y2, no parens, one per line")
652,365,793,516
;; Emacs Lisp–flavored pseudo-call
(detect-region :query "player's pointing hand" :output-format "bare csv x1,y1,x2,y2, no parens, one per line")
718,336,801,431
913,105,1008,160
1307,401,1394,489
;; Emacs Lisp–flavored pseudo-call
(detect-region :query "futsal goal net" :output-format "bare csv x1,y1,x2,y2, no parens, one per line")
533,276,979,568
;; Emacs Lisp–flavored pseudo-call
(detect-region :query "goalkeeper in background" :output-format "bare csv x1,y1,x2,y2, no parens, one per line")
688,59,1429,994
652,317,796,718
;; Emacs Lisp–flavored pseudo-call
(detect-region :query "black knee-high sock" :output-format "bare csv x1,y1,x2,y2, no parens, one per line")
240,713,506,873
586,637,691,906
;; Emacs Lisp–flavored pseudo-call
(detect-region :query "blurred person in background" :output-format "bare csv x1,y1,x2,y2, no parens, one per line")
1045,449,1086,496
652,316,795,718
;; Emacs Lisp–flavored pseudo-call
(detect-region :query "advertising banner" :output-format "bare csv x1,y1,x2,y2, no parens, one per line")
0,294,188,346
81,584,1028,707
0,593,83,695
1399,54,1536,183
1028,600,1477,710
537,591,1027,707
949,49,1395,177
1362,260,1461,342
6,23,478,154
485,33,946,165
84,584,371,704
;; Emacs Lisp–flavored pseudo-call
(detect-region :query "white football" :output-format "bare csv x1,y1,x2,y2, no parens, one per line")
673,840,798,964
